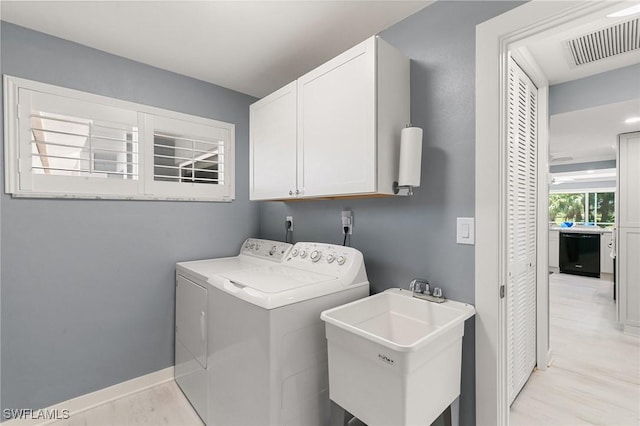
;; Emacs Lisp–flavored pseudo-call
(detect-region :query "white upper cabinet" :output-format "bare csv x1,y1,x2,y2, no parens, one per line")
250,82,297,200
618,132,640,228
297,38,376,197
250,35,409,200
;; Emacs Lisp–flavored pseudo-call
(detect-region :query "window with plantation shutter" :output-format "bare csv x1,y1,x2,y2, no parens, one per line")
146,114,231,200
4,76,234,201
506,57,538,405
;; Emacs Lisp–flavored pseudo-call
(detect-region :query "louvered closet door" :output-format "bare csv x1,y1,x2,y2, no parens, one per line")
507,57,538,405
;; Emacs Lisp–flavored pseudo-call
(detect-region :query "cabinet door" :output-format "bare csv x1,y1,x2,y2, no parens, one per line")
618,228,640,328
618,132,640,227
297,37,376,197
250,82,297,200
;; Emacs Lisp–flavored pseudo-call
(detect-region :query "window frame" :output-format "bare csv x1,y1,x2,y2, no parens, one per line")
4,75,235,202
548,189,616,227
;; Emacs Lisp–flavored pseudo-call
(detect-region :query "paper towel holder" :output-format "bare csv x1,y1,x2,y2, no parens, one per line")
393,181,414,196
393,124,423,196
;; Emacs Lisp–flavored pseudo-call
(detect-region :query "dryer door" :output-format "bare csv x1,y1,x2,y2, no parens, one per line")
176,275,208,368
175,275,208,422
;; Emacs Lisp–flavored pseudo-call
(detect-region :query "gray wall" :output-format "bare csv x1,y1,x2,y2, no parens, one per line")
549,63,640,115
258,2,523,425
0,22,258,413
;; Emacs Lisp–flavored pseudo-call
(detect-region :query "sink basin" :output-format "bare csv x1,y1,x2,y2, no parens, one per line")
321,288,475,426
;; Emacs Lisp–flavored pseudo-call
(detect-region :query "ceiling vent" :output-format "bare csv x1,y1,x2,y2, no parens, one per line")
566,18,640,66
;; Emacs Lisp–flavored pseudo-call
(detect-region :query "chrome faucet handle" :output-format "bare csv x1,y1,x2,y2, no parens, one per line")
422,283,432,296
409,278,430,295
409,279,417,292
433,287,443,298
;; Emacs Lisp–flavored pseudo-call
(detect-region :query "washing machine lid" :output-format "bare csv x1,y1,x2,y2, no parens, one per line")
177,257,267,283
211,265,357,310
220,265,336,293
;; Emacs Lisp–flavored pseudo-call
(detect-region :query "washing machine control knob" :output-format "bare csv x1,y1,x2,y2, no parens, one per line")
300,250,307,258
255,244,261,250
310,250,321,262
326,254,335,263
249,242,255,249
269,245,277,255
291,249,299,257
336,256,346,266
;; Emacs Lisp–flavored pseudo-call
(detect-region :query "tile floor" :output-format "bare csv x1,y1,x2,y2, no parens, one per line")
510,272,640,426
50,381,203,426
48,272,639,426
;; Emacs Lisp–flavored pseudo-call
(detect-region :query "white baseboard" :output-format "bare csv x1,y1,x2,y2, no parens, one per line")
4,367,174,425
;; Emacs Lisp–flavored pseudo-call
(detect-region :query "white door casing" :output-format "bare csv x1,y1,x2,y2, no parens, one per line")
475,1,631,425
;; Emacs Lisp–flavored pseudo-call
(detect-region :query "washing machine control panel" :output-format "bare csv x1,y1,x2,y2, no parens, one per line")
286,242,362,274
240,238,292,262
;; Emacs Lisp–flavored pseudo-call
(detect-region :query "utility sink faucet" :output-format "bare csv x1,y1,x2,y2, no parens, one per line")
409,278,445,303
409,278,431,296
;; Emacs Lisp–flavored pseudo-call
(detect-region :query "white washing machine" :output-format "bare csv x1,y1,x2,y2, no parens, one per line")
177,240,369,426
175,238,293,422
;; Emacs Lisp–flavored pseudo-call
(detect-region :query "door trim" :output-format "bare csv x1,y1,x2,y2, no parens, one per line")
474,1,631,425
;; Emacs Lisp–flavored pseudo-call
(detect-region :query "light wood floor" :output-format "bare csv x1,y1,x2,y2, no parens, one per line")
50,381,203,426
511,273,640,426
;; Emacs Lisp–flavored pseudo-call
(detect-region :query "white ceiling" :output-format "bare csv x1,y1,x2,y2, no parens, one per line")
511,2,640,165
0,0,431,98
549,99,640,164
513,5,640,85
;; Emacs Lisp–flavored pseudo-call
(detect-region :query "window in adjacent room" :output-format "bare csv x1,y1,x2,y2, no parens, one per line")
549,191,615,228
4,75,235,201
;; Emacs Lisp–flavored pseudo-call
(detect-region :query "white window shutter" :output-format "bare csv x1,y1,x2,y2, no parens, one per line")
507,57,538,405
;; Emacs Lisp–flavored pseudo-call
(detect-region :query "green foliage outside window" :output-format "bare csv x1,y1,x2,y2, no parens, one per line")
588,192,615,225
549,193,585,224
549,192,615,227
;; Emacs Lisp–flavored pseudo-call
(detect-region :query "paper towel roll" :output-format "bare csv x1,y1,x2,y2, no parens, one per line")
398,127,423,186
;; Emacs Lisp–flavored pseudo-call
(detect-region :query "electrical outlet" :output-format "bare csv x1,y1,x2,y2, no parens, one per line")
286,215,293,231
341,210,353,235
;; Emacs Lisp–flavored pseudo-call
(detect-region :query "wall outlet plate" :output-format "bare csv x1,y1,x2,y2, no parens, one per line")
341,210,353,235
286,215,293,231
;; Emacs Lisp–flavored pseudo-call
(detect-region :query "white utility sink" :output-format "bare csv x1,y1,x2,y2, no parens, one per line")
321,288,475,426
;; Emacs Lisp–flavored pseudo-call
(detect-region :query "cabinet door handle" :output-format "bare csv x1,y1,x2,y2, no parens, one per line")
295,189,300,195
289,190,293,196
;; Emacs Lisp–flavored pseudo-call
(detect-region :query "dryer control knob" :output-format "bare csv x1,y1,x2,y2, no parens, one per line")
326,254,335,263
337,256,346,265
269,245,277,255
300,250,307,258
310,250,321,262
291,249,299,257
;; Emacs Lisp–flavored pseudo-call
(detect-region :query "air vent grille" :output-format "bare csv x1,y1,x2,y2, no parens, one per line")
566,18,639,66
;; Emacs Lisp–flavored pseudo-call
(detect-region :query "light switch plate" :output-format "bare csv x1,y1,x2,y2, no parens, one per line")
457,217,475,245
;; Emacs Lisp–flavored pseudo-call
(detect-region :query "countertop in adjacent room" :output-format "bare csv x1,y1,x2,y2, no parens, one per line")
550,227,613,234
